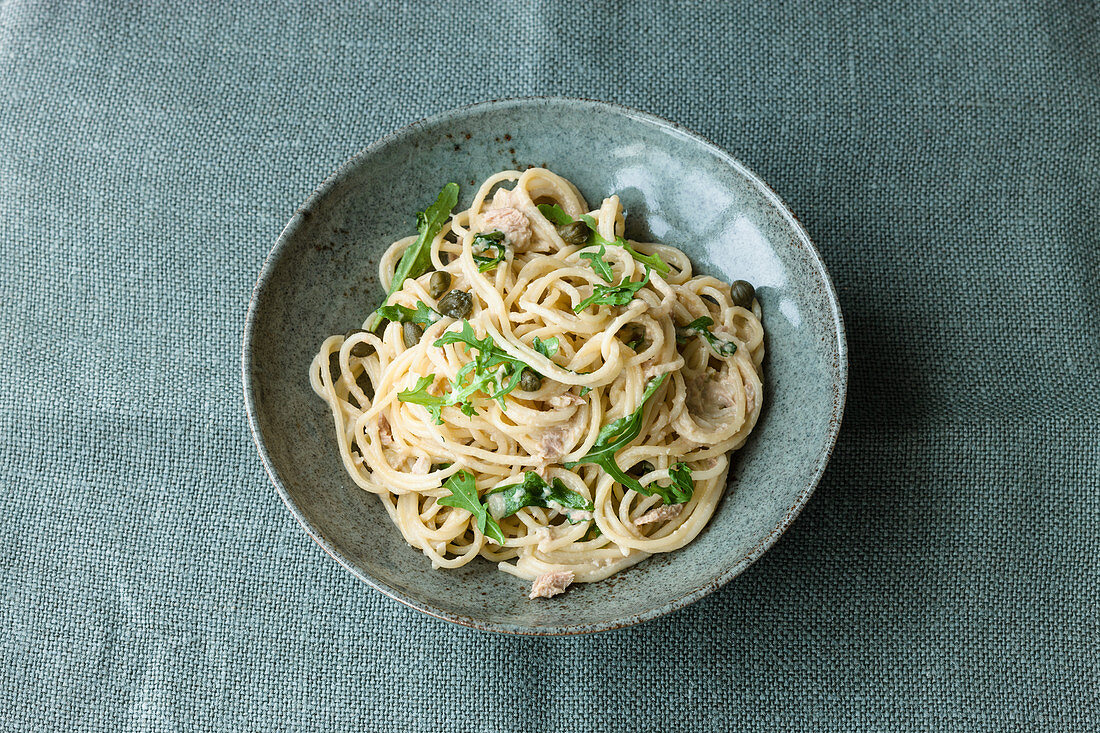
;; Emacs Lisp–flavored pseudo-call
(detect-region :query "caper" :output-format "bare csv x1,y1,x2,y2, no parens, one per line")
632,460,655,475
519,369,542,391
345,329,375,358
328,351,341,382
437,290,473,320
429,271,452,299
730,280,756,309
402,321,424,346
557,221,589,245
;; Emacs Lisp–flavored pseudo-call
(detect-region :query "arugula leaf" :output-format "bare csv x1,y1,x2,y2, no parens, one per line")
573,267,651,313
563,374,667,494
399,324,546,420
619,243,667,275
472,230,506,273
532,336,559,360
531,336,561,377
434,319,496,355
375,301,439,326
579,244,614,283
485,472,593,522
581,523,602,541
434,321,533,411
438,470,506,545
367,183,459,330
647,462,694,505
445,359,499,415
678,316,738,356
396,374,448,424
537,203,573,225
578,214,670,275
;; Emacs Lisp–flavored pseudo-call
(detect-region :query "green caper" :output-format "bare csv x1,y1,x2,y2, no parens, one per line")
632,460,655,475
429,270,452,299
557,221,589,245
730,280,756,309
345,329,375,358
437,290,473,320
328,351,341,382
519,369,542,391
402,321,424,346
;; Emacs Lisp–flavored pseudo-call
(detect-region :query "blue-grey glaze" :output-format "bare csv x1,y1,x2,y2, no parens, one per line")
242,98,847,635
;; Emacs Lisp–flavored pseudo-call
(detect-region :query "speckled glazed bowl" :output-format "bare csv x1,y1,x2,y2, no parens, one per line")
243,98,846,634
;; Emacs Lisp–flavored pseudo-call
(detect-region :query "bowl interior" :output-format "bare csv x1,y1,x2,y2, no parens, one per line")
243,98,846,634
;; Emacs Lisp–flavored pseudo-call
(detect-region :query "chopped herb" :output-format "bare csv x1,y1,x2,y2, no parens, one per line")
485,472,593,522
581,523,603,541
647,462,694,505
438,470,506,545
579,244,614,283
532,336,559,360
563,374,667,495
434,320,498,357
375,300,439,326
397,374,448,424
677,316,738,356
406,322,540,418
578,214,670,275
472,231,506,272
537,203,573,225
626,339,643,351
573,267,651,313
578,386,591,397
434,321,534,411
368,183,459,330
530,336,560,378
445,359,499,416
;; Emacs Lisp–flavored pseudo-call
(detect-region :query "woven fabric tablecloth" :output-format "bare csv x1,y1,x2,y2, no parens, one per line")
2,1,1097,730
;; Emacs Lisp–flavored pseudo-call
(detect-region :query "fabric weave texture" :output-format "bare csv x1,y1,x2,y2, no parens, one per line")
1,1,1097,730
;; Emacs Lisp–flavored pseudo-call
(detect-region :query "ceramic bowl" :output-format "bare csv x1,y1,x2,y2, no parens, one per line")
242,98,847,634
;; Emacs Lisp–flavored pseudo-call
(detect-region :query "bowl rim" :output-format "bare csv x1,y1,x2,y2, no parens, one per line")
241,96,848,635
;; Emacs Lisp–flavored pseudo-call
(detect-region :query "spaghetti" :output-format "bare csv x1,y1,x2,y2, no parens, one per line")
310,168,764,595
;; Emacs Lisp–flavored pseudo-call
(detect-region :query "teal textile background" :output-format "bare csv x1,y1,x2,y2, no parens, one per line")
2,1,1097,730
